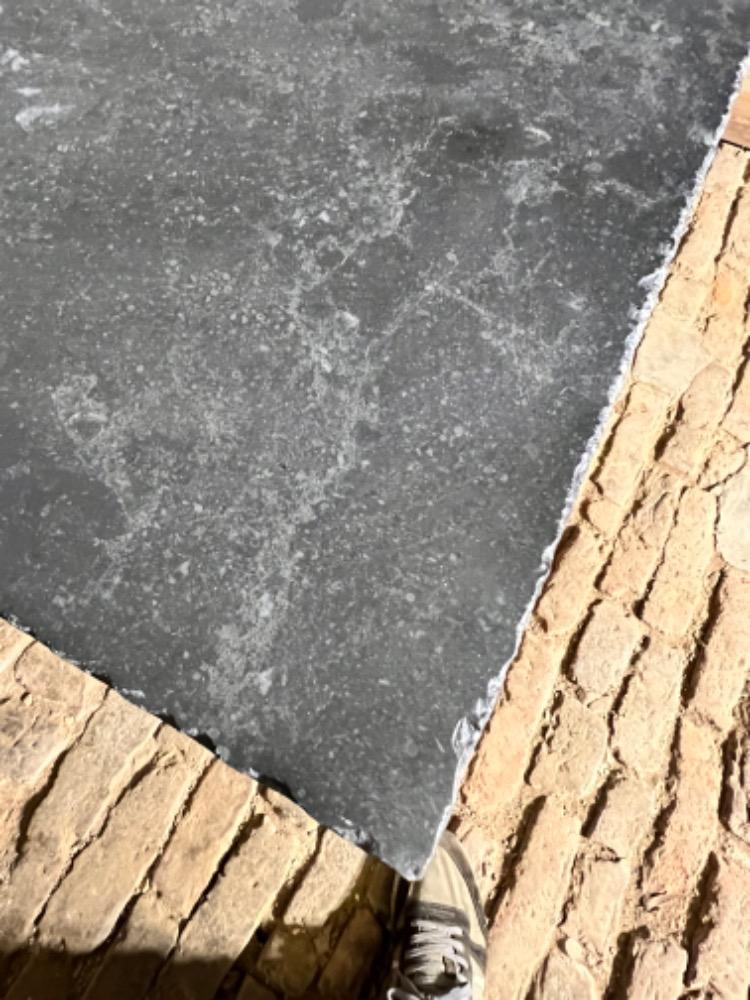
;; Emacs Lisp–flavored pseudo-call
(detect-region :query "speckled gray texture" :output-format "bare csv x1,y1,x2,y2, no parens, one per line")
1,1,748,875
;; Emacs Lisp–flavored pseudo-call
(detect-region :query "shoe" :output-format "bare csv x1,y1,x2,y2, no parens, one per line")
384,831,487,999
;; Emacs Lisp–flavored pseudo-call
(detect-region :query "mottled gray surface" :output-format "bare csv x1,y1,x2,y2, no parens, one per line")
0,1,748,875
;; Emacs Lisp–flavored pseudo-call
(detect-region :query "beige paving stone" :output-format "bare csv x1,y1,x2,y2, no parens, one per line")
611,639,684,776
642,486,716,637
37,728,208,953
569,600,643,702
0,691,158,952
529,695,608,799
317,908,383,1000
626,938,688,1000
485,800,579,1000
717,455,750,572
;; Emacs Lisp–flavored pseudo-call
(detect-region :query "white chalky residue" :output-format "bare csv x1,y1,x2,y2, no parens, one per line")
1,47,30,71
15,103,72,131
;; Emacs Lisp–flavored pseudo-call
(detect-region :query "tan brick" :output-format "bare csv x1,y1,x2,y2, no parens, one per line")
152,760,256,918
459,634,561,825
536,525,603,634
642,487,716,637
83,760,255,1000
485,800,579,1000
589,776,655,859
717,456,750,572
692,854,750,997
563,856,629,959
256,928,319,998
702,267,749,368
642,718,721,924
570,601,642,702
154,803,311,1000
582,493,625,538
660,364,734,476
0,691,158,951
673,145,749,283
532,948,597,1000
0,645,106,876
699,430,747,487
37,728,208,952
317,908,382,1000
724,729,750,844
530,696,607,799
626,938,687,1000
600,470,681,605
237,976,278,1000
633,313,713,402
0,620,33,676
723,364,750,442
691,570,750,730
0,644,105,787
611,639,684,776
282,829,366,927
592,383,670,504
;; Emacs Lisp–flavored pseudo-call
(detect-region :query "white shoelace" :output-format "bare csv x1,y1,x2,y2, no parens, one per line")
387,917,472,1000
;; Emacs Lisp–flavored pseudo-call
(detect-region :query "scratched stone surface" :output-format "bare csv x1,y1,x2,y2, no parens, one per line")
0,1,747,876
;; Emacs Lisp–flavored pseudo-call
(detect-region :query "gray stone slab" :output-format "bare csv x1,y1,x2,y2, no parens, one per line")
0,1,747,876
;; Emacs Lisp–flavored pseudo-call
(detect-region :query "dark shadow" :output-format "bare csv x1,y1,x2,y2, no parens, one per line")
0,941,391,1000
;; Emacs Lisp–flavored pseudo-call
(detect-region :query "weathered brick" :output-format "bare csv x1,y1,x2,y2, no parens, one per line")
723,364,750,442
459,634,561,827
716,457,750,572
702,267,749,368
317,908,383,1000
37,728,208,953
582,493,625,538
569,601,642,702
83,760,255,1000
723,729,750,844
153,801,311,1000
485,800,579,1000
691,570,750,730
563,856,629,960
611,639,684,776
699,430,746,487
626,938,687,1000
672,145,749,283
633,313,713,402
0,691,158,951
589,776,655,859
660,364,734,476
532,948,597,1000
237,976,278,1000
255,928,320,998
530,695,607,799
282,829,366,927
536,525,603,634
691,854,750,997
0,644,106,877
642,718,720,924
641,487,716,637
600,470,681,605
592,383,670,505
0,644,105,787
0,620,33,676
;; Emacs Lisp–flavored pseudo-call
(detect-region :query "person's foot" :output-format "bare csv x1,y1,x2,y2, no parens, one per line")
384,831,487,999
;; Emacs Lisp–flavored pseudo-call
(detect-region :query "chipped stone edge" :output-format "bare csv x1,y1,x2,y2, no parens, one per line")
405,48,750,884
